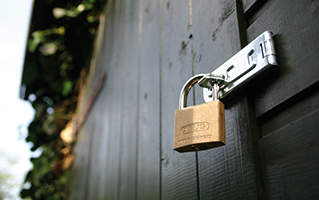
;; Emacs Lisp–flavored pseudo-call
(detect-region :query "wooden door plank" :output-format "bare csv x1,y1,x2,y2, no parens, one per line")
68,4,114,197
96,0,126,198
116,0,140,199
85,107,100,200
107,1,128,199
261,85,319,137
192,0,260,199
242,0,257,12
241,0,266,17
136,0,161,199
84,1,128,197
78,64,107,200
246,0,319,119
259,102,319,199
86,98,110,200
90,1,118,199
69,115,93,200
161,0,198,199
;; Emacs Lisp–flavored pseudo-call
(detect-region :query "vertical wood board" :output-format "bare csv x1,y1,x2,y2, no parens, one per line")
85,109,99,200
160,0,198,199
136,0,161,199
117,0,140,199
92,1,118,198
192,0,261,199
107,0,127,198
246,0,319,119
69,116,93,200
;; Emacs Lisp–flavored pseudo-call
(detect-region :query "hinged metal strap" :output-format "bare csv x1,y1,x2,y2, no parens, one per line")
202,30,278,102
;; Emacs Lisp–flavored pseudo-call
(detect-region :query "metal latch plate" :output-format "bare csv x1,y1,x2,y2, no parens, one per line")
203,30,277,102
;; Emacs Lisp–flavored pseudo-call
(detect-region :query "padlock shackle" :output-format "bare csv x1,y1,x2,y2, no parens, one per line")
179,74,206,109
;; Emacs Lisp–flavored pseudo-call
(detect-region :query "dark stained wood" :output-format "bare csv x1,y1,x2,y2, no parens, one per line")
68,8,112,197
192,1,261,199
241,0,267,18
160,0,198,199
261,85,319,136
74,73,106,136
85,108,99,200
117,0,140,199
67,0,319,199
248,1,319,199
85,100,109,199
69,114,93,199
89,1,119,199
71,26,108,198
74,0,127,199
102,0,127,198
246,0,319,120
259,102,319,199
136,0,161,199
242,0,257,13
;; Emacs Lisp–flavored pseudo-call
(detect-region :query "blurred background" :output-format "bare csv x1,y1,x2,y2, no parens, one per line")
1,0,106,199
0,0,37,199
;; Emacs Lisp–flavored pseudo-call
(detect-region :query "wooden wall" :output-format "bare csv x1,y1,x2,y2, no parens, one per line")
69,0,319,199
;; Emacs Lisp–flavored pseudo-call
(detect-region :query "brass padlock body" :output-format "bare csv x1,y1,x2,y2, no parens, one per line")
174,100,225,152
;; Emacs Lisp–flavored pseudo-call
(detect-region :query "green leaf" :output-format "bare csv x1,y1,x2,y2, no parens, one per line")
62,81,73,97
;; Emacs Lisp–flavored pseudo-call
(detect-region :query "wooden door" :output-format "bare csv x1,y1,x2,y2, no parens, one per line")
245,0,319,199
69,0,319,199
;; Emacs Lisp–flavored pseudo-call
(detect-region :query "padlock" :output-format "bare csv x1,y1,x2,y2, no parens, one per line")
174,74,226,152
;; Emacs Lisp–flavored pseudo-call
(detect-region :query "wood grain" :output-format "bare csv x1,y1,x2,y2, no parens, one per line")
68,0,319,199
136,0,161,199
116,0,140,199
160,0,198,199
92,1,119,198
242,0,266,18
102,0,127,198
192,0,261,199
246,0,319,120
68,114,93,199
259,105,319,199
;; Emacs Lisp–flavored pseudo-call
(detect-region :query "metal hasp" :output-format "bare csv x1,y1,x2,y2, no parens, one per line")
202,30,277,103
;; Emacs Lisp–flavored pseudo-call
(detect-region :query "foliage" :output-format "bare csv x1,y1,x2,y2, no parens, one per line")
0,153,18,200
20,0,107,199
20,147,69,200
0,168,15,200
